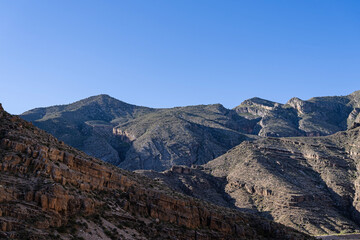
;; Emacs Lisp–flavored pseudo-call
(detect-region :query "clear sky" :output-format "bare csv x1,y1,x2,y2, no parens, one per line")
0,1,359,114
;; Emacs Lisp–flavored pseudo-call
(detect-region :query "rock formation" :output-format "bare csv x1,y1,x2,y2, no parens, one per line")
0,104,311,239
234,90,360,137
140,125,360,235
113,104,254,171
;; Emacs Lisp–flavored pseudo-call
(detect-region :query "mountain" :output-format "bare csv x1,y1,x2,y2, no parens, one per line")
21,91,360,171
21,95,256,171
21,94,155,165
234,90,360,137
0,103,311,239
114,104,255,170
139,121,360,236
17,90,360,237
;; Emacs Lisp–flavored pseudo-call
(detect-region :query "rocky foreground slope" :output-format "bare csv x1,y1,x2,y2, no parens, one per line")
0,104,311,239
140,123,360,236
21,91,360,171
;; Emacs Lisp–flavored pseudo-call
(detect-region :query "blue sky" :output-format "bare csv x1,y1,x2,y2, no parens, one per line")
0,1,359,114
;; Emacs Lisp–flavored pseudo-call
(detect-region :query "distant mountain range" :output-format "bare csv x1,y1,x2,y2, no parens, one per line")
21,90,360,171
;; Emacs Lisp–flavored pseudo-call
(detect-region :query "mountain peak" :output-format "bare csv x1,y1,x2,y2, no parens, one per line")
86,94,115,100
350,90,360,96
286,97,305,106
239,97,279,108
75,94,126,105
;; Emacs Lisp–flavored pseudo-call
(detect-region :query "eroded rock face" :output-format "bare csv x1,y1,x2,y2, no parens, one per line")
211,133,360,235
112,128,136,142
287,97,313,114
234,92,360,137
0,105,310,239
348,108,360,129
235,98,276,118
141,128,360,235
113,104,253,171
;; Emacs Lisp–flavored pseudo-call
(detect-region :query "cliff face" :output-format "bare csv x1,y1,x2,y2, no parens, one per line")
140,126,360,235
0,104,310,239
234,91,360,137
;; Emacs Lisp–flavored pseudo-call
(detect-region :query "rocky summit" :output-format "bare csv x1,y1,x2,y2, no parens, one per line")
234,90,360,137
0,103,311,239
20,94,155,166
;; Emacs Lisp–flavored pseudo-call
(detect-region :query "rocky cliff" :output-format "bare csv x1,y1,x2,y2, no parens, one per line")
234,90,360,137
140,125,360,236
0,103,311,239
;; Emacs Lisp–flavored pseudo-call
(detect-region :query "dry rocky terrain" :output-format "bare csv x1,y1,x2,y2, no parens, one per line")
18,90,360,237
21,95,256,171
0,103,311,239
21,91,360,171
140,125,360,235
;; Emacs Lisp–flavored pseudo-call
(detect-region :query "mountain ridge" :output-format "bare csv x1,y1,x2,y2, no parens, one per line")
21,95,256,170
21,90,360,171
